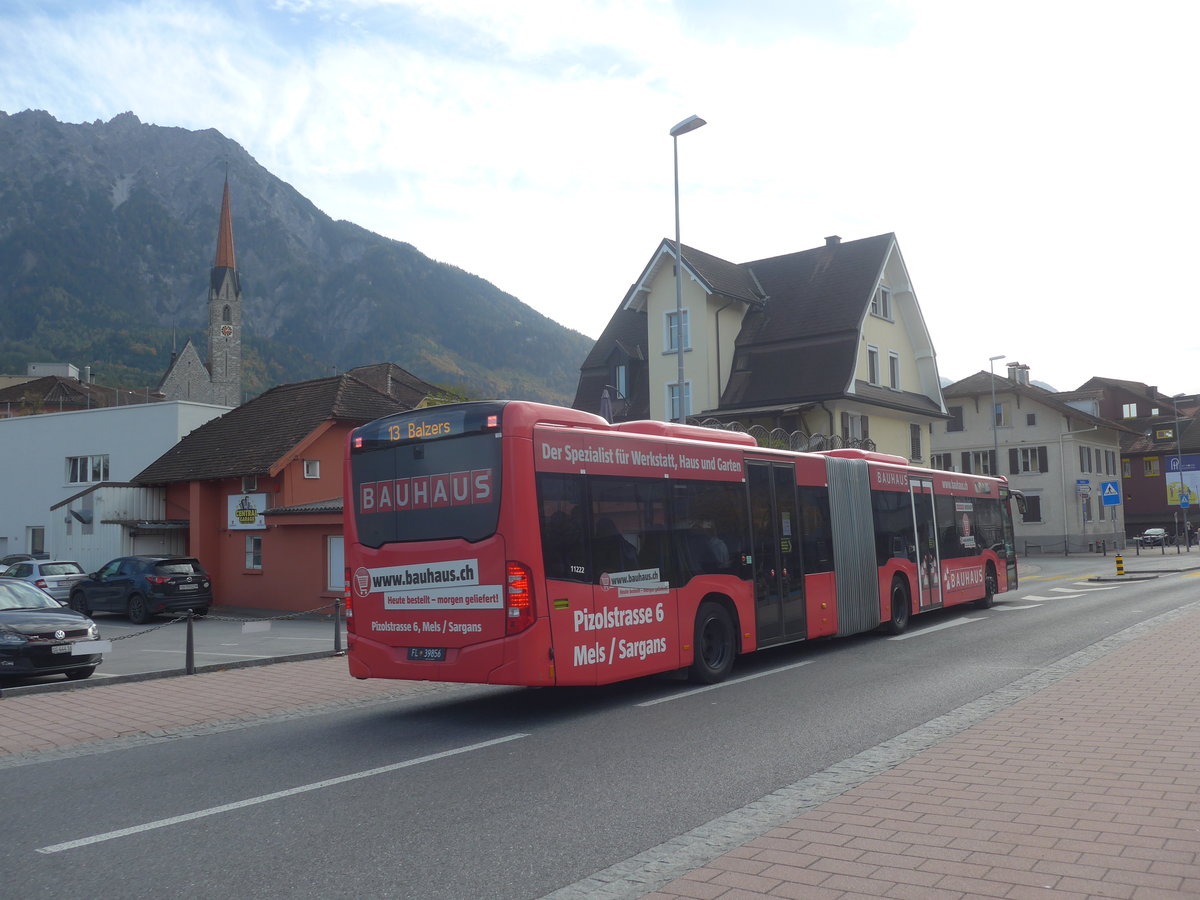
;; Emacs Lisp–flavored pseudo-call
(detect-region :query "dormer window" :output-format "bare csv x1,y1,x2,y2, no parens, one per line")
870,287,891,319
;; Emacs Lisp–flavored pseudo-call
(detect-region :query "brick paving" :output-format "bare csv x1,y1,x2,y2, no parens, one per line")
3,555,1199,899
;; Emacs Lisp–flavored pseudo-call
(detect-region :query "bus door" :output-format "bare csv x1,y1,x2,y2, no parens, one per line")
909,477,942,610
748,462,806,645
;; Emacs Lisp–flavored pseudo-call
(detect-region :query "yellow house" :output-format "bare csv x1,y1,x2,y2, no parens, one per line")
573,233,947,462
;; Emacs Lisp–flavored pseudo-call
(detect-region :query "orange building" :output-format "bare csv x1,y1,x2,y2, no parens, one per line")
134,368,435,613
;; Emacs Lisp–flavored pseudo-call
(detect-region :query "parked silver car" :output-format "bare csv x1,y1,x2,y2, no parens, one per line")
2,560,89,604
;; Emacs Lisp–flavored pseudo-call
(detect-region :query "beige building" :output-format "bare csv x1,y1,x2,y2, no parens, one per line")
574,233,946,462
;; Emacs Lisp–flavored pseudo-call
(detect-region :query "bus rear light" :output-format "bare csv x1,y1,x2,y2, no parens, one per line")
505,561,535,634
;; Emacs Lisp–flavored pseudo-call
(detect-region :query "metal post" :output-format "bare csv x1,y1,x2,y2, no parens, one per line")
185,610,195,675
333,599,343,656
669,114,706,423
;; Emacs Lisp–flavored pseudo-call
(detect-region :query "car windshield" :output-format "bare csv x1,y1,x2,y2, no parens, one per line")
41,563,84,576
0,581,60,610
155,560,204,575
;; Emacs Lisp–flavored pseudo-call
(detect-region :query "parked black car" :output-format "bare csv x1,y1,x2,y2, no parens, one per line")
69,556,213,624
0,577,102,681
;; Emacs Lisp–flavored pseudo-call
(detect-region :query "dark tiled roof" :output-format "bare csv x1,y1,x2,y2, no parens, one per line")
574,298,651,419
943,372,1139,435
134,374,406,483
346,363,439,408
0,375,161,411
579,233,903,417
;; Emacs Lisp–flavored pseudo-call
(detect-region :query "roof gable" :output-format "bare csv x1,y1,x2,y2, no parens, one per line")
134,374,407,484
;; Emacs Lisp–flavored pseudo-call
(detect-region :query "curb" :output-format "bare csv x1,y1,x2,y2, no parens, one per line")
1,650,343,698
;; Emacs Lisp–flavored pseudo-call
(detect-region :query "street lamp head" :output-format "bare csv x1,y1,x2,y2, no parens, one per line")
989,354,1006,363
670,115,707,137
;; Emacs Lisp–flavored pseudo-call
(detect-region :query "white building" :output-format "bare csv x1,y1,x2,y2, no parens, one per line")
0,401,227,570
934,364,1134,554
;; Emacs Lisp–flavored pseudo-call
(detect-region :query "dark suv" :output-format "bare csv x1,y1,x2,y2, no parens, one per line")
69,556,213,624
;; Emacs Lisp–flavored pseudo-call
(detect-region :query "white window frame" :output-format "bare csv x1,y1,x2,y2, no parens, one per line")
870,286,892,319
1121,402,1137,418
66,454,110,485
327,536,344,593
667,382,692,421
303,459,320,479
245,535,263,570
665,309,690,353
866,345,880,385
971,450,993,475
888,351,901,390
242,475,258,492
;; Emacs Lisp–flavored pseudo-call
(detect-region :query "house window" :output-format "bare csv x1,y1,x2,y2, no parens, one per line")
1123,458,1132,477
1079,446,1093,473
613,363,628,400
1105,450,1117,475
303,459,320,479
665,309,690,353
964,450,994,475
1122,402,1137,418
842,413,869,441
994,401,1011,428
1026,413,1037,426
1021,495,1043,523
1155,428,1175,441
242,475,258,492
27,526,45,556
327,536,345,592
1012,446,1049,473
667,382,691,421
930,452,954,471
889,352,901,390
67,454,109,484
867,346,880,385
245,535,262,570
870,286,891,319
909,424,921,460
222,305,232,324
947,406,964,432
1144,457,1160,476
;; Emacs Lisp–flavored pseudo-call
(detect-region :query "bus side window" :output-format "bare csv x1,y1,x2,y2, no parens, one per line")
537,474,588,582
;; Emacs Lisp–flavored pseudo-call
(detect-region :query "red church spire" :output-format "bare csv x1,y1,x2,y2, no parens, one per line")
213,176,237,270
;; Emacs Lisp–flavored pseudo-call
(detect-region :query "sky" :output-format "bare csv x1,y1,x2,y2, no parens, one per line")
2,0,1199,395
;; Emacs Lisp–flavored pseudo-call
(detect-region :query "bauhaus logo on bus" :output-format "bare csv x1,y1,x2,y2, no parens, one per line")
358,468,493,514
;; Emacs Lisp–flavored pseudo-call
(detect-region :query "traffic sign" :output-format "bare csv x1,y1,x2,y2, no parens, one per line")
1100,481,1121,506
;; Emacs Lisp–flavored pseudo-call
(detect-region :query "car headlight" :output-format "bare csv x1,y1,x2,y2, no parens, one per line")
0,628,28,645
87,623,99,640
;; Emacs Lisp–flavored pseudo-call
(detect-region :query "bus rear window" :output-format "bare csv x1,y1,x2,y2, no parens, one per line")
352,432,502,547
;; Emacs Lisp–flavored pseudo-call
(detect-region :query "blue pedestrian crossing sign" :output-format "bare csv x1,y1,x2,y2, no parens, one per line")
1100,481,1121,506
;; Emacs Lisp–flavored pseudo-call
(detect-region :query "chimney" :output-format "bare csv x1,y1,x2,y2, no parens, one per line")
82,365,92,384
1006,362,1031,385
824,235,841,247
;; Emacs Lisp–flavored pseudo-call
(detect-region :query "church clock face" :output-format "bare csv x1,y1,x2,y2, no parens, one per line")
220,325,233,337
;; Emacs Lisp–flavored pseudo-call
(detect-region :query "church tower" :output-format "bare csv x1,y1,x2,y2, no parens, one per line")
207,176,243,406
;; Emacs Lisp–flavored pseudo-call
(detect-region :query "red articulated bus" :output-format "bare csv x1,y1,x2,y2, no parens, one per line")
343,400,1020,686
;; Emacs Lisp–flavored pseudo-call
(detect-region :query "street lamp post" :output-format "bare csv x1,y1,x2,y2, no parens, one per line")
1174,393,1189,552
670,114,706,423
988,355,1006,470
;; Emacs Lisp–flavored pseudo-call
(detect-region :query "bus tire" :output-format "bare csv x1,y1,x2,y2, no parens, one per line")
689,601,736,684
974,568,997,609
885,578,910,635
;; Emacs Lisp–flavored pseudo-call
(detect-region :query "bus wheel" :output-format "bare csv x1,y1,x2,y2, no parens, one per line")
974,570,997,609
885,579,910,635
689,602,735,684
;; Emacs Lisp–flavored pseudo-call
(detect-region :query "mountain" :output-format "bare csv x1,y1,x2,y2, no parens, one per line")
0,109,594,404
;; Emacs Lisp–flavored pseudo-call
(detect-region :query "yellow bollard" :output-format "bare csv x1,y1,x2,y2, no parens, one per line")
1115,555,1125,575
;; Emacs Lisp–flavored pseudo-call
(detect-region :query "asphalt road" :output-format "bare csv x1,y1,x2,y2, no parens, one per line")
2,561,1196,899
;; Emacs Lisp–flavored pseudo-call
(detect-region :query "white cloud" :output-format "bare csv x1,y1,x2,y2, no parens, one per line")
2,0,1199,393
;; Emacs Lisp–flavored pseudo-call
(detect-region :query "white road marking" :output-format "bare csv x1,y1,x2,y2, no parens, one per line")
996,604,1043,610
1020,594,1063,602
37,733,529,854
636,660,815,707
887,617,984,641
